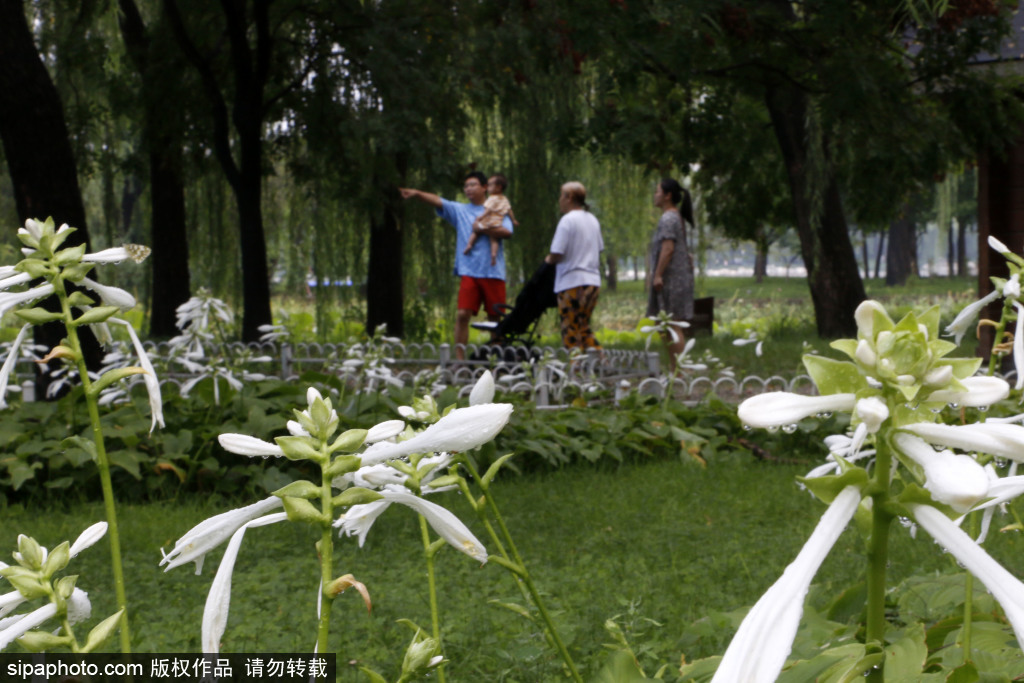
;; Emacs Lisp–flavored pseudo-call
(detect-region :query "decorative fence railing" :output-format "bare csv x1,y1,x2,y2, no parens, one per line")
9,340,824,408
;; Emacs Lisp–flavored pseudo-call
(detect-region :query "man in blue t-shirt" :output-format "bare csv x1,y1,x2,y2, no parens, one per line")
400,172,514,358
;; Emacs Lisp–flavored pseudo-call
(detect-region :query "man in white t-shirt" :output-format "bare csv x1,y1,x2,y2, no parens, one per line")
545,181,603,350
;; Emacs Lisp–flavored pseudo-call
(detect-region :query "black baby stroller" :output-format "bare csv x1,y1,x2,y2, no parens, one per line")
470,261,557,361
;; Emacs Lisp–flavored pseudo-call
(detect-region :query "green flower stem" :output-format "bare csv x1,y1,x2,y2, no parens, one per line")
961,512,981,665
986,299,1015,376
317,454,335,655
418,516,446,683
463,460,583,683
865,435,895,683
58,292,131,654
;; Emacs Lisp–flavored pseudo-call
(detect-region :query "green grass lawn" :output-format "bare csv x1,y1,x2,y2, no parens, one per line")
5,454,1022,680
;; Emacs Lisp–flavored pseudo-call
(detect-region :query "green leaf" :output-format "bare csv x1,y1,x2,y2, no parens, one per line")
945,662,979,683
274,436,323,462
82,610,125,653
41,541,70,578
16,259,51,279
332,487,383,507
89,367,147,396
53,243,87,266
272,480,321,500
882,622,927,681
5,573,48,599
17,535,44,569
72,306,119,326
282,496,325,524
797,468,867,505
65,290,95,307
481,452,517,488
54,575,77,599
330,428,367,453
325,454,362,478
108,449,142,480
802,355,864,394
16,630,73,652
14,308,63,324
357,667,388,683
592,650,649,682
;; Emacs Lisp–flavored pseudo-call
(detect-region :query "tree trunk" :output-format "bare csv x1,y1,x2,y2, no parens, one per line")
947,221,955,278
164,0,272,341
118,0,192,338
860,228,869,280
0,0,102,386
956,216,968,277
366,181,405,338
874,231,886,279
604,250,617,291
753,224,768,282
885,208,918,286
764,85,865,338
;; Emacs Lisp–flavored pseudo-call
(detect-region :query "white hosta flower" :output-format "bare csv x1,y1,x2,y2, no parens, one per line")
945,289,1000,346
855,397,888,433
336,487,487,563
990,235,1013,255
855,300,889,339
365,420,405,444
114,318,164,432
0,591,27,619
218,434,286,458
0,273,31,291
0,284,54,318
0,588,90,651
81,244,151,264
904,421,1024,463
711,486,861,683
1006,274,1022,299
469,370,495,406
286,420,309,437
911,503,1024,651
1015,302,1024,391
202,512,287,654
160,496,284,574
925,375,1009,408
0,324,30,410
69,521,107,558
737,392,856,429
360,403,513,465
893,433,989,513
80,277,135,310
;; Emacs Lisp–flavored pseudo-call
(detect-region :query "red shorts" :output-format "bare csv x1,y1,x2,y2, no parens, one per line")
457,276,506,318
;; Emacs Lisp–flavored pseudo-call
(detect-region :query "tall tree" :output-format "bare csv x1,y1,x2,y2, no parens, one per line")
581,0,1020,337
118,0,192,337
163,0,305,340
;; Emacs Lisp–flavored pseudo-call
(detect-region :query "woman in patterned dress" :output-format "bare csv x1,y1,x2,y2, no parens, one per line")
647,178,695,371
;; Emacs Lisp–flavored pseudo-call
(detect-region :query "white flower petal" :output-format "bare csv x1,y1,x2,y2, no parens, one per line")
904,421,1024,463
380,489,487,563
81,277,135,310
201,512,287,654
334,499,392,546
286,420,310,437
1006,274,1021,299
925,376,1009,408
737,392,856,429
893,433,989,513
990,235,1012,255
855,397,889,433
114,318,164,432
469,370,495,406
712,486,861,683
945,290,1001,346
69,522,107,558
218,434,285,458
361,404,513,465
911,503,1024,651
1015,303,1024,391
365,420,405,444
0,592,27,619
82,247,130,264
160,497,284,574
0,284,54,319
0,325,30,410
